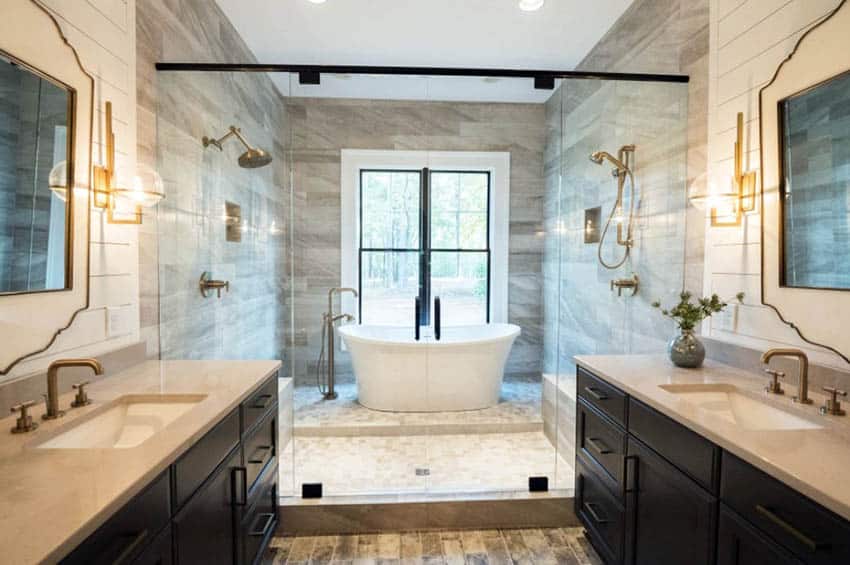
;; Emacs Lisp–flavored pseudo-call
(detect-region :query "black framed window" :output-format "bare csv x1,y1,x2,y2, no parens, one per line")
359,168,491,326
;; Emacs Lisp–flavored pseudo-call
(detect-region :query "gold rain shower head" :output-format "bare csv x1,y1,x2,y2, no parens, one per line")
202,126,273,169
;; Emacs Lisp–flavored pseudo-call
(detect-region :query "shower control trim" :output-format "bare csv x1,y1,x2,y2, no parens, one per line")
199,271,230,298
610,274,639,297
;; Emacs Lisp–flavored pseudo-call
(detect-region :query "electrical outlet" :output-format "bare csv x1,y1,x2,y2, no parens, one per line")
713,304,738,332
106,305,134,338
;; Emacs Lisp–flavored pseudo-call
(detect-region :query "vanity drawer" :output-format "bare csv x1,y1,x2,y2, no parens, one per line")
242,374,278,435
62,471,171,565
132,524,173,565
577,397,626,497
577,367,627,428
243,408,276,494
628,397,720,494
721,451,850,564
239,463,279,565
173,408,240,509
717,504,802,565
576,457,625,565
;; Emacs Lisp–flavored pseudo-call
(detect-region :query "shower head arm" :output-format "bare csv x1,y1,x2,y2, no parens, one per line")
202,126,255,152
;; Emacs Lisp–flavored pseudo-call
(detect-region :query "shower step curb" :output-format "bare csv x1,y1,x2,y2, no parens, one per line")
277,489,577,534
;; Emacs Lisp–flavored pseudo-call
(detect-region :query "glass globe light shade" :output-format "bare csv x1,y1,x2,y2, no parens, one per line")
113,164,165,208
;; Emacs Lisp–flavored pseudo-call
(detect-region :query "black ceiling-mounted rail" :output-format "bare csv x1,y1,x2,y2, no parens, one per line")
154,62,689,85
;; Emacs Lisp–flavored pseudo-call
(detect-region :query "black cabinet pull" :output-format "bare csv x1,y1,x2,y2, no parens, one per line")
249,445,272,465
755,504,825,552
586,437,612,455
251,394,273,409
111,529,149,565
249,512,276,537
584,502,608,524
584,386,608,401
232,466,248,506
624,454,638,495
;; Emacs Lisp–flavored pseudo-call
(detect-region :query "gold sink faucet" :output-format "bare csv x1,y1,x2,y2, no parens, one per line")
761,348,811,404
44,359,104,420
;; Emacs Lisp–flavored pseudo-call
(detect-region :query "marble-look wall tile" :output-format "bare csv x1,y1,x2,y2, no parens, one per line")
286,98,546,385
137,0,290,364
541,0,708,386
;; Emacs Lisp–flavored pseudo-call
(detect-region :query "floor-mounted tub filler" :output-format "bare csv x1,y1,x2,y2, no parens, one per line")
339,324,521,412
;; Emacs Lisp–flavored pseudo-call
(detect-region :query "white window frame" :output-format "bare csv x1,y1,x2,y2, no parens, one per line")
340,149,510,325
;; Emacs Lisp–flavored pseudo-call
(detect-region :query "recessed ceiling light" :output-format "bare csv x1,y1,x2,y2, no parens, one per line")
307,0,327,3
519,0,544,11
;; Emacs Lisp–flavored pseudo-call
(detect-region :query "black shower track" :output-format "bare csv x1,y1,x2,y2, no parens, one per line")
154,63,689,85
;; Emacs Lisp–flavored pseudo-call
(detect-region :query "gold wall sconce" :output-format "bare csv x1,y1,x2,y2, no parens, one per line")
690,112,757,227
93,101,164,224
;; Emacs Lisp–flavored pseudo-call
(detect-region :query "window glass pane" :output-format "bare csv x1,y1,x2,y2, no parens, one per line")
430,171,488,250
431,251,488,325
430,211,458,248
459,212,487,249
360,251,420,325
361,170,420,248
458,172,488,211
430,172,458,213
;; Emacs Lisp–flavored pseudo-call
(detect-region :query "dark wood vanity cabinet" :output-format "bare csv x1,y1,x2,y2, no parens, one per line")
624,436,717,565
62,372,279,565
575,367,850,565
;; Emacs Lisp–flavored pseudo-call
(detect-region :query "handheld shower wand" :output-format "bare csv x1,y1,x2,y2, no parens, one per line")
590,145,637,270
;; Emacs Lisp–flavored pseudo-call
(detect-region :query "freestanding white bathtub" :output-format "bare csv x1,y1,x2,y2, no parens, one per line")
337,324,520,412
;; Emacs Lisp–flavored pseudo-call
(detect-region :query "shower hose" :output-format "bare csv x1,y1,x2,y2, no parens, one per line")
598,168,637,270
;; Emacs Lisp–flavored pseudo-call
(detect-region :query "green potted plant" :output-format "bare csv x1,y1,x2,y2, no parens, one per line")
652,291,744,368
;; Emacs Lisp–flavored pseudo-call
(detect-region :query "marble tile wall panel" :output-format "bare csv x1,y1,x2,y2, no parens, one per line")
286,98,546,385
136,0,291,363
541,0,709,419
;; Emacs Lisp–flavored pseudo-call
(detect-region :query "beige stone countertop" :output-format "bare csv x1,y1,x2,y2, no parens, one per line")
0,359,281,565
574,354,850,522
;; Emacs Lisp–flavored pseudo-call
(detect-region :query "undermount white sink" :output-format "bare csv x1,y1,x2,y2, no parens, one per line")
36,394,207,449
659,384,822,431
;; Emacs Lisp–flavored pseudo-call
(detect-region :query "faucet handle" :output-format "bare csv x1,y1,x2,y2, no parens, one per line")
10,400,38,434
820,386,847,416
764,369,785,395
71,381,92,408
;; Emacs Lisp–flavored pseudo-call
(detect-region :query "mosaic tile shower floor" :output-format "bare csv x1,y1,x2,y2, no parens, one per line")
283,381,573,498
293,381,544,435
280,432,574,497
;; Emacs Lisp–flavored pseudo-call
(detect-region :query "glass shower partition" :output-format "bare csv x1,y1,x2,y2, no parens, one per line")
154,65,688,504
549,77,690,480
155,69,295,496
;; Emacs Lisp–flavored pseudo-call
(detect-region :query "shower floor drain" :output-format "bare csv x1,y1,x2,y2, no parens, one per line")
415,468,431,476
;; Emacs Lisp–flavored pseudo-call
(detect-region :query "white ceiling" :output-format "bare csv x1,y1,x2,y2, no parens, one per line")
214,0,633,102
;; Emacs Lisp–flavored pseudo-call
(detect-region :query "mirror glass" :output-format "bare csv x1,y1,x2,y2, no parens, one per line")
0,52,72,294
780,70,850,290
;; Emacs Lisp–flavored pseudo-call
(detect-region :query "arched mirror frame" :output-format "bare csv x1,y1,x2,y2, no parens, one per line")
0,0,94,375
760,0,850,364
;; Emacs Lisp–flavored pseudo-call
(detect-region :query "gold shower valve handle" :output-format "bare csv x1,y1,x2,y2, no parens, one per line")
199,272,230,298
610,275,639,297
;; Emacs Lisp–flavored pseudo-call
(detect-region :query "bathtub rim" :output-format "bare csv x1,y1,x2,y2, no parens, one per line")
338,323,521,348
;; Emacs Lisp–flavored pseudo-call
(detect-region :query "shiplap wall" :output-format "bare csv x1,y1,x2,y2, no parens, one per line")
704,0,846,369
4,0,139,379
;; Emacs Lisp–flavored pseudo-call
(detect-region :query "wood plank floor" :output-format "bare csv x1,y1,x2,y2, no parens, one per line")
263,527,602,564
